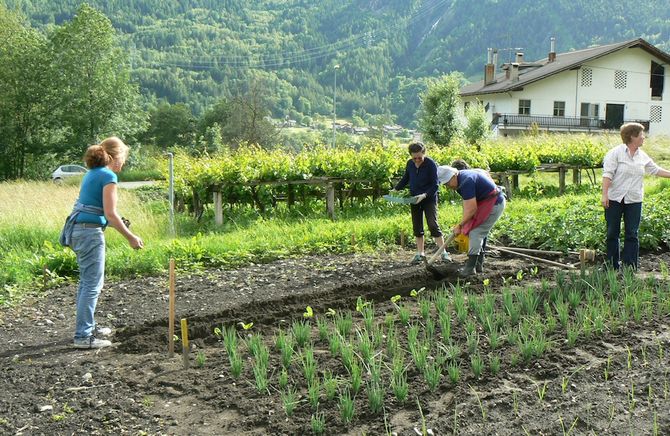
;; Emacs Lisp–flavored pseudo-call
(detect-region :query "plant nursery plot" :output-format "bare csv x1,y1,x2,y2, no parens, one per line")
1,250,669,435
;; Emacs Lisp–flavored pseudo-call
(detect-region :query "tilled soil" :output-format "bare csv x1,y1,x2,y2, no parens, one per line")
0,248,669,435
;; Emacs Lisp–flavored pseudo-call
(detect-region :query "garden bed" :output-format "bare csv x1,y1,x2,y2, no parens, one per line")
1,249,669,435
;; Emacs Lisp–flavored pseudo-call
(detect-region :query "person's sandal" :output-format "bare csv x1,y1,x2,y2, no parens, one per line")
411,253,426,265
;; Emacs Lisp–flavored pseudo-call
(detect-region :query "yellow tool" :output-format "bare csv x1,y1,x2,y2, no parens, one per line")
454,234,469,253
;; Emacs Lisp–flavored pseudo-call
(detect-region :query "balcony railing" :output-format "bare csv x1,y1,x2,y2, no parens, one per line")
493,114,650,132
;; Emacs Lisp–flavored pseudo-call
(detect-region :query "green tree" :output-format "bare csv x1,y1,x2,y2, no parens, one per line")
418,73,463,146
47,4,144,158
223,81,278,148
463,101,489,147
0,6,50,179
143,103,196,149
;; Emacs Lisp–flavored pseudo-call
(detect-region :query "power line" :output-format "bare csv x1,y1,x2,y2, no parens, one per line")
131,0,451,70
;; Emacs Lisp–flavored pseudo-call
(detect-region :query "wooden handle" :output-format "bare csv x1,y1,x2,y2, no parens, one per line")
426,232,456,265
490,245,575,269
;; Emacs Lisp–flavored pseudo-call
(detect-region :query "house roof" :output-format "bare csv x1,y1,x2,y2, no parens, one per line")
460,38,670,97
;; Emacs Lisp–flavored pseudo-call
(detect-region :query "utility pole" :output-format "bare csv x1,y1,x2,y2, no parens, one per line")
332,64,339,148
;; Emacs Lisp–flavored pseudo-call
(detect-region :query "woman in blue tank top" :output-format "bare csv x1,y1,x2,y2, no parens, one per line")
68,137,144,349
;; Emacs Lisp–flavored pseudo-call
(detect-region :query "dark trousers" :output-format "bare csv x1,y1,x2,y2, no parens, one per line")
410,201,442,238
605,200,641,270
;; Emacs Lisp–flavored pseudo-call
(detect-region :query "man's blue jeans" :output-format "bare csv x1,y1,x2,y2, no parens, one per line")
70,227,106,339
605,200,641,270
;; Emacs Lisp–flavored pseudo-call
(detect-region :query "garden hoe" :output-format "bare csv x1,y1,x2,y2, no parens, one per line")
423,231,456,280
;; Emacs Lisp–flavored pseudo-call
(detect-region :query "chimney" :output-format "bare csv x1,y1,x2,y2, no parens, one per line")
484,48,495,85
548,37,556,63
515,52,524,64
510,63,520,82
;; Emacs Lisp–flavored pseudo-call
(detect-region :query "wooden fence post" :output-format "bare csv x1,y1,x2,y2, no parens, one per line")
559,166,566,194
213,191,223,226
326,182,336,220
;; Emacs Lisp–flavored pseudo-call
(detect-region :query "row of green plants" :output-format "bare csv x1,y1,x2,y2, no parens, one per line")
6,182,670,303
166,135,609,209
206,267,670,433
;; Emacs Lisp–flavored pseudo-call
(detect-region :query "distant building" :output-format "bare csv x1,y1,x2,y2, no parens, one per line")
460,38,670,136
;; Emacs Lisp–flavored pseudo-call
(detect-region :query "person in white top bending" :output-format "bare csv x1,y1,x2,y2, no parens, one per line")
602,122,670,270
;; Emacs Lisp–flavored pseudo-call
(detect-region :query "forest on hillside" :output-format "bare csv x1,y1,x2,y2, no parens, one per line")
5,0,670,126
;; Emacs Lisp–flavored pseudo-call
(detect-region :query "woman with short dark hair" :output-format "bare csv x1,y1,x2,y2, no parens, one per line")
394,142,449,264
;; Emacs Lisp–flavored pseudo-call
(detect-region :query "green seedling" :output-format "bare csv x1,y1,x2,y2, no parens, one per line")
366,381,384,414
339,389,355,424
447,361,460,384
328,331,341,357
315,317,328,342
326,308,336,317
604,356,611,381
628,381,637,412
307,378,321,410
424,361,442,391
302,346,317,382
392,370,409,403
470,385,486,420
489,354,501,375
280,386,298,417
626,345,633,370
516,270,525,281
195,351,206,367
229,352,243,378
323,371,338,400
397,304,411,325
535,380,548,404
470,353,484,378
349,360,362,394
558,415,579,436
278,368,289,389
292,320,311,348
419,298,431,320
417,399,429,436
335,312,353,338
311,412,325,435
356,296,370,313
252,360,268,392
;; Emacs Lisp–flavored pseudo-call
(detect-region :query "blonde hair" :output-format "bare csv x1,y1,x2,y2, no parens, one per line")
620,122,645,145
83,137,129,168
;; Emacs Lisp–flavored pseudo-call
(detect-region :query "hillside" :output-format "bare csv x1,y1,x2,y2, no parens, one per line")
5,0,670,125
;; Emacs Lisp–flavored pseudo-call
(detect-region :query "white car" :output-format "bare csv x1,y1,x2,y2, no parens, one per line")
52,164,88,183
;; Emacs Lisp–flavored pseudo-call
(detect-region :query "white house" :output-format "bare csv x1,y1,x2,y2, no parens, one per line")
460,38,670,136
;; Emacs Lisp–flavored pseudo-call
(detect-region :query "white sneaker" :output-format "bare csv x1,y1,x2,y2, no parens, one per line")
73,336,112,349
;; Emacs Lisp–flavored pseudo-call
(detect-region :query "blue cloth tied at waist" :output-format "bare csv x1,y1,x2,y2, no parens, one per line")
59,202,105,247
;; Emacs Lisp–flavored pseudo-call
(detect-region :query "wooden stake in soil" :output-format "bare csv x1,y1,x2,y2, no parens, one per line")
400,231,405,248
180,318,190,368
168,258,176,357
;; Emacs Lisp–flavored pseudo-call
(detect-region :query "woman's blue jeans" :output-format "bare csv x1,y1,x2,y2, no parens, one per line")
605,200,641,270
70,227,106,339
